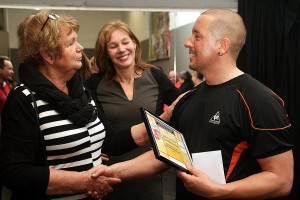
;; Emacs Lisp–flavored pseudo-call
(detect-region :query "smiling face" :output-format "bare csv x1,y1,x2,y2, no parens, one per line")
107,29,136,70
184,15,218,72
53,27,83,75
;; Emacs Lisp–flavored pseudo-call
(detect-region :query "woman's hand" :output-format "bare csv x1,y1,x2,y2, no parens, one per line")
101,153,110,162
160,92,188,122
131,123,149,146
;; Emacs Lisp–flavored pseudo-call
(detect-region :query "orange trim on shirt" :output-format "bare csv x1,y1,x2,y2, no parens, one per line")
236,90,291,131
270,90,285,107
269,90,290,118
226,141,248,181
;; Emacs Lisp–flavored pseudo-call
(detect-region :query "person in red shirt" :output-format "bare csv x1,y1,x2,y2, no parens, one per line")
168,70,182,88
0,56,14,113
164,70,182,111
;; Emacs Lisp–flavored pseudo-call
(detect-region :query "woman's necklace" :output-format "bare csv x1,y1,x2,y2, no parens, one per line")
116,77,134,84
116,73,142,84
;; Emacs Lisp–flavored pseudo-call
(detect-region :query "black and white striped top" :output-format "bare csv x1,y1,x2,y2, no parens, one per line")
20,84,106,200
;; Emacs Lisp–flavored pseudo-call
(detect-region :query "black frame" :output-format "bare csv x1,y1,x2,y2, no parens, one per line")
140,107,192,172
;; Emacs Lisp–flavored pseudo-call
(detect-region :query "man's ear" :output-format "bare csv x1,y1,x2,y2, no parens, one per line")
40,50,54,65
217,38,230,56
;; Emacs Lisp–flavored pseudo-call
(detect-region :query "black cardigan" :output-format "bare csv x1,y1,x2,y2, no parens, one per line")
0,85,138,199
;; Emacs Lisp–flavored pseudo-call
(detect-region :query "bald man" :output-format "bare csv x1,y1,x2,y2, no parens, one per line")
91,9,293,200
168,70,181,88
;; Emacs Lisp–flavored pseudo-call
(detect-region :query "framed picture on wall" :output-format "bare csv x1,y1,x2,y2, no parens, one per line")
149,12,170,61
0,9,4,30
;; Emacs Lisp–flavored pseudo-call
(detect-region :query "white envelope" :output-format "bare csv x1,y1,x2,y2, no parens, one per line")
192,150,226,184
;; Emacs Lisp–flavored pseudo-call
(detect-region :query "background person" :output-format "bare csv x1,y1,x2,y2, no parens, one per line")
168,70,181,88
191,71,205,87
0,56,14,113
91,8,293,200
85,20,180,200
0,56,14,200
178,70,194,93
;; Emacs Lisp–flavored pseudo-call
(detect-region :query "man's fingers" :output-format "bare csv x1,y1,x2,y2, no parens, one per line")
90,165,109,178
106,177,122,185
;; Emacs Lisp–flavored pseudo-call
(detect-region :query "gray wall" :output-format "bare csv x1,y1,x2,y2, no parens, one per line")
0,31,9,56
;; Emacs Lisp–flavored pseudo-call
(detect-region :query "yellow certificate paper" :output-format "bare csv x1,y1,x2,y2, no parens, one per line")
140,107,192,172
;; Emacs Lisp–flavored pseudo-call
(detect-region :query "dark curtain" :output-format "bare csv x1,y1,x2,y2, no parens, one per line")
237,0,300,199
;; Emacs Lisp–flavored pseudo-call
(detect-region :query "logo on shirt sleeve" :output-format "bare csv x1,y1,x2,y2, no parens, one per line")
209,111,220,124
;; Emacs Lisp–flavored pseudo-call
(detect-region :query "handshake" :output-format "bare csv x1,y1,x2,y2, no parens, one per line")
84,164,120,199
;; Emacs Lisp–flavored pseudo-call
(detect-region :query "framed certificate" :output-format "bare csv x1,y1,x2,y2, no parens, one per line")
140,107,192,172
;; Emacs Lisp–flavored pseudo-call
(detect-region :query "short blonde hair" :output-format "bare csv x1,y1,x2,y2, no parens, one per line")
202,9,246,59
95,20,153,80
17,10,79,66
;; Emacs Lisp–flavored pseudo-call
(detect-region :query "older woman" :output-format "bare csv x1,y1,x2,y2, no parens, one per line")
85,20,180,200
0,10,178,200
